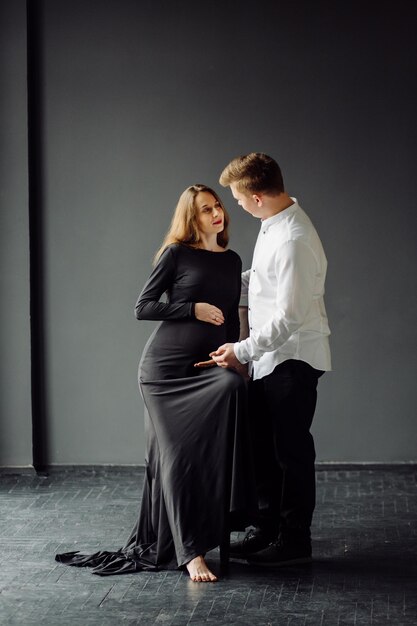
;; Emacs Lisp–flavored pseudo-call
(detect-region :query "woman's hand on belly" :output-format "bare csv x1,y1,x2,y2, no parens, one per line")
194,303,224,326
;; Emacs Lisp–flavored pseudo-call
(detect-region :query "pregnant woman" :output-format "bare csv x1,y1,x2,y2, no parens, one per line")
56,184,255,582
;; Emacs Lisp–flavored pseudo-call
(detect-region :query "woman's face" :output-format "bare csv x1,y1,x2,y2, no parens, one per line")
195,191,224,237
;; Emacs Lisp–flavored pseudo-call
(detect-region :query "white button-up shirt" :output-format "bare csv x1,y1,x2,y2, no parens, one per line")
234,198,331,380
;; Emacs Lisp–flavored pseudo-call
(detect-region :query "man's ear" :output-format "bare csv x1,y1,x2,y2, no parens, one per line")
252,193,263,206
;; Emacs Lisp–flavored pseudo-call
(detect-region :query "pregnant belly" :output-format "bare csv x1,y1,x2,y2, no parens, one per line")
139,319,228,381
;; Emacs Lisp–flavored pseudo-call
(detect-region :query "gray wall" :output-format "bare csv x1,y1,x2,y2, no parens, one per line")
0,0,32,466
1,0,416,465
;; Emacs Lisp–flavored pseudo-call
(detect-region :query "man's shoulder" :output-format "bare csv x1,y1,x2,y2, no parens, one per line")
268,206,310,238
285,205,319,238
268,207,325,260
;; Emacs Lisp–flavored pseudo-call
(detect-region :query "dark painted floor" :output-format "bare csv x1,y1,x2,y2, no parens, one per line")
0,466,416,625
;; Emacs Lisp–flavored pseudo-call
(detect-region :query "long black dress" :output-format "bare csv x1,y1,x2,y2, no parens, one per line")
55,243,255,575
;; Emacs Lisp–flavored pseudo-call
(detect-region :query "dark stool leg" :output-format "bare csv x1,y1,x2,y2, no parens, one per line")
220,516,230,574
220,390,239,575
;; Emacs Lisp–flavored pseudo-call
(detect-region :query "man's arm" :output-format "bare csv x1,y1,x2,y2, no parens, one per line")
235,239,317,364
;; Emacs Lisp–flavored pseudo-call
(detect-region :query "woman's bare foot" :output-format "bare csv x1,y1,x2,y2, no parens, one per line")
186,556,218,582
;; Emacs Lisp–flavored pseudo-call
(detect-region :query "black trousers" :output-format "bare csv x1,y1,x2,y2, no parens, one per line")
248,359,324,540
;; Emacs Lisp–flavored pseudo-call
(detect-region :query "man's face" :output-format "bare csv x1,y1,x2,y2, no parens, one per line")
230,183,262,218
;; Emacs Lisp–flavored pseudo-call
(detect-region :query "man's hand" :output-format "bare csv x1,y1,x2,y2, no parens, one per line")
210,343,239,367
210,344,250,380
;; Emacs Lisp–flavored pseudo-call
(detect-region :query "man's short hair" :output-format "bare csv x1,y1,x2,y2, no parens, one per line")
219,152,284,196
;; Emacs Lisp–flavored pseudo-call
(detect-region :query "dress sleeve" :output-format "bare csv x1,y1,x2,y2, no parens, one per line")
134,246,195,321
226,255,242,342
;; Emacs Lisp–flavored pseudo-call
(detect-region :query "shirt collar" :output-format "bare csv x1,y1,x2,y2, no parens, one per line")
260,197,299,232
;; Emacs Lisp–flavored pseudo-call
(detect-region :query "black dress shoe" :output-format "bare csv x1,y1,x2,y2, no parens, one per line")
247,539,312,567
229,528,274,559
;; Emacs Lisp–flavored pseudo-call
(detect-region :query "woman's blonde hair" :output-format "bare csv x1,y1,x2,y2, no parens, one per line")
154,184,230,264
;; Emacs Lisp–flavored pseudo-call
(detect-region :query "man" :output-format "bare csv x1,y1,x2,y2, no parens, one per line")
210,153,331,566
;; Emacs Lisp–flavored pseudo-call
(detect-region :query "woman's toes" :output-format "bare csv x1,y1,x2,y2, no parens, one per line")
186,555,217,583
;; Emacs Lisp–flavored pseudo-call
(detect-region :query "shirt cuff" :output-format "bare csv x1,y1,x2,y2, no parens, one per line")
234,341,250,364
235,335,264,363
